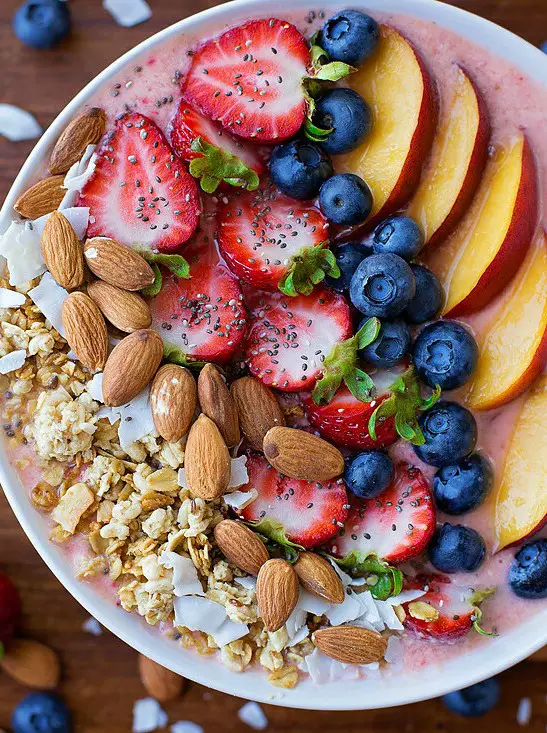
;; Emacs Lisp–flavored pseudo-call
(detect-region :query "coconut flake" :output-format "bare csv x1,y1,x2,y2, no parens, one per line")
33,206,90,240
59,146,97,209
82,617,103,636
88,373,104,402
384,635,403,666
517,697,532,726
222,488,257,512
0,221,45,286
173,596,247,647
0,288,26,308
325,590,363,626
103,0,152,27
385,589,427,606
171,724,204,733
238,702,268,731
179,455,248,494
0,350,26,374
159,552,203,597
234,575,257,591
212,618,249,648
117,386,156,450
28,272,69,337
0,104,42,142
132,698,168,733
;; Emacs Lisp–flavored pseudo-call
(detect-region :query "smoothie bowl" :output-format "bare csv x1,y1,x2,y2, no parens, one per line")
0,0,546,711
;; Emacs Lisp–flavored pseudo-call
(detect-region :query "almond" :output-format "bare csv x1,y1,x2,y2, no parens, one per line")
1,639,60,689
294,552,345,604
198,364,240,447
102,329,163,406
49,107,106,174
312,626,388,664
62,292,108,371
14,175,65,219
87,280,151,333
41,211,85,290
263,427,344,481
84,237,155,291
256,559,299,632
230,376,285,451
150,364,197,442
138,654,185,702
184,414,231,500
214,519,269,576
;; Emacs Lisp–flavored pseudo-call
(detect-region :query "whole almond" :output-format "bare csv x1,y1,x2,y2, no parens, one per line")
214,520,269,576
87,280,151,333
62,292,108,371
230,377,285,451
14,175,65,219
1,639,60,689
198,364,240,448
41,211,85,290
138,654,185,702
313,626,388,664
294,552,345,604
184,414,231,500
263,427,344,481
256,559,299,632
84,237,155,291
102,329,163,406
150,364,197,442
49,107,106,174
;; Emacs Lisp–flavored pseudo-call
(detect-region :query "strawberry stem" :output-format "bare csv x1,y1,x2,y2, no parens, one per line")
278,243,339,297
189,137,259,193
247,518,304,563
141,264,162,297
162,343,209,371
331,551,404,601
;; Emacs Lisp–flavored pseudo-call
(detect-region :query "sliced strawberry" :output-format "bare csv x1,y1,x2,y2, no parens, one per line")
244,286,352,391
80,112,200,254
149,259,247,364
239,453,349,549
329,464,435,564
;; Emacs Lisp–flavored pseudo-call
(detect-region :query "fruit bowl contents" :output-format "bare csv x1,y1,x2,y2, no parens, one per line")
0,4,546,693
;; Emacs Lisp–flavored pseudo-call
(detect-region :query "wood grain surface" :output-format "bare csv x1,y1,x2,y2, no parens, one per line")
0,1,546,731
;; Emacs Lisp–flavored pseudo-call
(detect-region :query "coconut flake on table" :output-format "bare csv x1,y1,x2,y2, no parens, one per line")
179,455,249,493
171,724,204,733
516,697,532,726
159,551,204,597
173,596,248,647
132,698,168,733
28,272,69,337
238,702,268,731
0,104,42,142
103,0,152,27
0,288,26,308
33,206,90,240
59,145,97,209
0,350,26,374
82,617,103,636
0,221,45,286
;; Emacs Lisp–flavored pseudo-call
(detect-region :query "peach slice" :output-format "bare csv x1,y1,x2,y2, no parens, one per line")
424,133,538,317
335,25,437,226
467,230,547,411
494,375,547,551
407,66,489,250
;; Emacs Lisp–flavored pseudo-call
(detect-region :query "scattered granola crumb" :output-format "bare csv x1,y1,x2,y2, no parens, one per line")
238,702,268,730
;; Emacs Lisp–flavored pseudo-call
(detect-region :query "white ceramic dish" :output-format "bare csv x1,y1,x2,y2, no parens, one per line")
1,0,546,711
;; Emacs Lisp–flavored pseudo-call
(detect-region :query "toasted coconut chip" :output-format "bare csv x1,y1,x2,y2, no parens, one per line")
238,702,269,731
132,698,168,733
0,350,26,374
51,482,95,533
0,104,42,142
103,0,152,27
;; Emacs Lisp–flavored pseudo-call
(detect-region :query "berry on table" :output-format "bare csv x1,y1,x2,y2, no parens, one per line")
403,264,444,324
414,401,477,467
269,139,333,200
433,453,492,515
0,570,22,647
509,539,547,599
13,0,71,49
12,692,71,733
349,253,416,318
314,88,372,154
413,320,478,390
359,319,411,368
325,241,373,292
319,173,373,225
443,677,501,717
372,215,424,261
344,450,394,499
317,9,380,67
429,522,486,573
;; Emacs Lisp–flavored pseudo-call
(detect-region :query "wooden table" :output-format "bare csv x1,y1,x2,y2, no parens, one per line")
0,1,545,730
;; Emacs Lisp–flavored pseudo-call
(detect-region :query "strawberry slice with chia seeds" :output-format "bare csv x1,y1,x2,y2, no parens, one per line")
218,185,335,294
239,453,349,550
80,112,200,254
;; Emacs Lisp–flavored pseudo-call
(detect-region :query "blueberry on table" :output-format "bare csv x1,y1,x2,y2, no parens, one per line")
344,450,394,499
414,401,477,467
325,241,373,292
413,320,479,390
359,319,411,368
443,677,501,717
319,173,373,225
314,88,372,155
433,453,492,515
349,252,416,318
12,692,71,733
13,0,71,49
269,139,333,200
403,264,444,324
372,215,424,261
318,9,379,67
509,539,547,599
428,522,486,573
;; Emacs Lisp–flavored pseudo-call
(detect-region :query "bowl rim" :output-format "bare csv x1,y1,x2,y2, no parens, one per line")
1,0,546,712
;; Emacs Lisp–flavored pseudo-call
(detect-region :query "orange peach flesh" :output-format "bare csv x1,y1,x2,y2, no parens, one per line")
494,375,547,552
466,230,547,411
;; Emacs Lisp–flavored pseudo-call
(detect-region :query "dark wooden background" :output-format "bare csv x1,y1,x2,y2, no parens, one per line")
0,1,546,730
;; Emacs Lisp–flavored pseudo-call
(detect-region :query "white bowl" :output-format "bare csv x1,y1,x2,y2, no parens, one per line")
1,0,546,711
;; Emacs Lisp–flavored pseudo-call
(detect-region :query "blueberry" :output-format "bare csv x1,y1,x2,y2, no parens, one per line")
319,173,373,226
314,88,372,155
359,319,411,368
443,677,501,717
403,264,444,324
541,41,547,54
413,320,478,390
414,401,477,467
326,241,373,292
318,10,379,67
13,0,71,49
433,454,492,515
344,450,394,499
349,253,416,318
509,539,547,599
428,522,486,573
269,140,333,200
372,216,424,261
12,692,71,733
